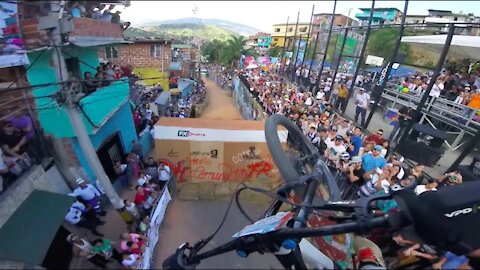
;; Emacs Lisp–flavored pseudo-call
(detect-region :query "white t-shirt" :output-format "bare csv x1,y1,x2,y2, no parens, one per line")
316,91,325,100
414,185,437,195
430,83,443,97
356,92,370,108
122,254,139,267
145,109,153,120
327,144,347,161
305,97,313,106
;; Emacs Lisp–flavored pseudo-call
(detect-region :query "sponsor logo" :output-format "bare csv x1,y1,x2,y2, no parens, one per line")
177,130,206,137
242,146,261,160
445,207,473,218
168,149,178,158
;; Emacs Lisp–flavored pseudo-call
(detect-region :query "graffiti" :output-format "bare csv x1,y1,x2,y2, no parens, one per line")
158,158,274,183
168,149,178,158
232,146,274,165
188,156,212,166
191,149,218,158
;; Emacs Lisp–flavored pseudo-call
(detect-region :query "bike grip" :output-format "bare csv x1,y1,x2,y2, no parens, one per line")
162,244,198,270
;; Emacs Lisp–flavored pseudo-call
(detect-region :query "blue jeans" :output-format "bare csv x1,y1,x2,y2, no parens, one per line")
355,106,367,126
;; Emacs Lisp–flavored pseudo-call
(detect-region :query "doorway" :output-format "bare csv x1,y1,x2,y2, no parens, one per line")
96,132,126,182
41,226,73,269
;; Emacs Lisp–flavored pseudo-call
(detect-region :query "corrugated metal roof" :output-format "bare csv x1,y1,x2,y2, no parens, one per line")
172,44,193,49
69,36,132,47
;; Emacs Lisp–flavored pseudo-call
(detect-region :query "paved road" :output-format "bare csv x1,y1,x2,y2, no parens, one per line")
200,78,243,120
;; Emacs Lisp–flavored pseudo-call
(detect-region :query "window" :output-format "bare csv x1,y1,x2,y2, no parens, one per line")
288,27,293,32
299,27,307,32
275,28,281,32
104,47,118,59
150,44,162,58
273,38,279,42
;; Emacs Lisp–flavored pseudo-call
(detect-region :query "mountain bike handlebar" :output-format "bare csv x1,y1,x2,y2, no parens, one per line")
162,210,409,269
163,180,480,270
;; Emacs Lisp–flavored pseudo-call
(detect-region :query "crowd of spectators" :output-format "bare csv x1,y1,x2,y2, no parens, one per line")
209,62,472,268
66,1,130,29
166,79,206,118
65,145,172,269
0,111,39,194
82,62,133,95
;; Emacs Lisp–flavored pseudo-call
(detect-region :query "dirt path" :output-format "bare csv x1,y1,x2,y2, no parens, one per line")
200,78,243,120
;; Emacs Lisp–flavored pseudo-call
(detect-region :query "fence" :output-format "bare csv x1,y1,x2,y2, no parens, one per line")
233,77,265,121
137,175,176,269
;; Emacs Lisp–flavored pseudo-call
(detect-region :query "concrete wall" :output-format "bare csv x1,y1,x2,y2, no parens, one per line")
0,165,72,270
70,101,137,180
0,165,71,229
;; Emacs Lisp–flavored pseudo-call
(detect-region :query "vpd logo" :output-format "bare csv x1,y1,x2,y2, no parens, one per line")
178,130,190,137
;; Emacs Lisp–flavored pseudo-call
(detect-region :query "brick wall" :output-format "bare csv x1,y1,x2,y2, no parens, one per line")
19,16,123,47
98,42,172,70
70,17,124,39
0,67,38,122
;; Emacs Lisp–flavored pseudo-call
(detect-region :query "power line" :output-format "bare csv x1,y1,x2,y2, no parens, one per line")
4,48,48,90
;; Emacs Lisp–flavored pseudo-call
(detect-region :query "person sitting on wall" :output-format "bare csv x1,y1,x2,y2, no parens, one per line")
0,120,31,175
84,71,100,94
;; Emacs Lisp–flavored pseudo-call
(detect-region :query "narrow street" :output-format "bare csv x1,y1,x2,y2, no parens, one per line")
200,78,243,120
152,78,281,269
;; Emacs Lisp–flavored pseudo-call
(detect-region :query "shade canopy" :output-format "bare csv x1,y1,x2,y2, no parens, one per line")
0,190,75,265
401,35,480,60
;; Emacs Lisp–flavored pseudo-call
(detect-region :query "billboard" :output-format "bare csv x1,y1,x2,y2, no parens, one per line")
0,2,29,68
295,39,308,64
334,36,358,74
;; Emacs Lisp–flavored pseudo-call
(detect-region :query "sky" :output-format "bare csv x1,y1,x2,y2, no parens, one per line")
119,1,480,32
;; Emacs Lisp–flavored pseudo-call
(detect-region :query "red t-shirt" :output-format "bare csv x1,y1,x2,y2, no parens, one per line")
364,134,385,146
134,190,149,205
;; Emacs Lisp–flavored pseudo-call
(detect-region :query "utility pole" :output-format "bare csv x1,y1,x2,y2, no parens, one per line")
314,0,337,94
47,1,124,210
364,0,409,129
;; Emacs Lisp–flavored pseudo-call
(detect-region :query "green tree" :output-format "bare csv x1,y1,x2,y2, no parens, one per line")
268,45,282,58
201,36,246,67
366,28,411,62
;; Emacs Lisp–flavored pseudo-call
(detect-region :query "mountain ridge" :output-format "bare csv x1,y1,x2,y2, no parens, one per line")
139,17,261,36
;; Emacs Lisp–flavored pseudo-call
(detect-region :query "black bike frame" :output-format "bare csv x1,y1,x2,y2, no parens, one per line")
188,181,407,266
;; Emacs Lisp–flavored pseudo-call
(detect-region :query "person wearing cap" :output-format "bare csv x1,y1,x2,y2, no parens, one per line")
69,178,106,216
354,88,370,127
65,201,104,237
337,151,351,173
348,156,368,187
66,234,108,268
326,135,347,164
361,145,386,172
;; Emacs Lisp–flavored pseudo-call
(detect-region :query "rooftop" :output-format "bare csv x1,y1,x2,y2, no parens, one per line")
272,22,311,26
359,7,402,13
125,37,174,43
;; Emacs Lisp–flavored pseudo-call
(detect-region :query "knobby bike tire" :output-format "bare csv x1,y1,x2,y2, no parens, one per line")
265,114,341,201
